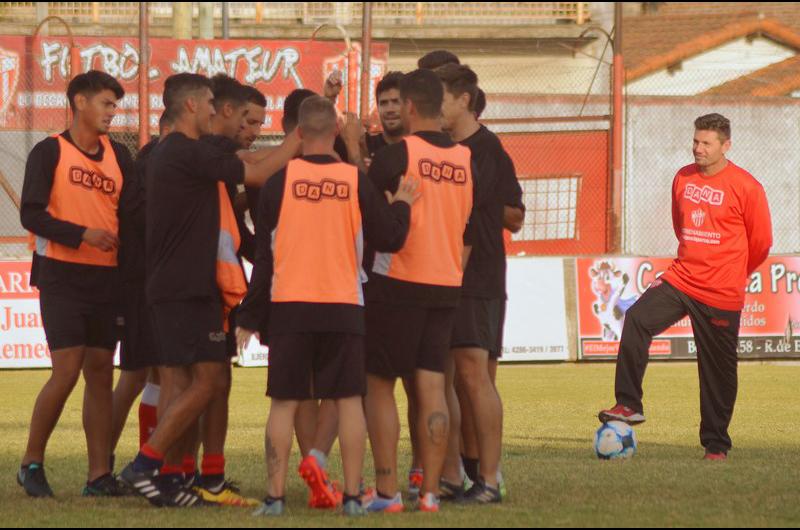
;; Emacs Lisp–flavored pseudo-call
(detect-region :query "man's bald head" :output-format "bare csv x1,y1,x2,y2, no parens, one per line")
298,96,338,140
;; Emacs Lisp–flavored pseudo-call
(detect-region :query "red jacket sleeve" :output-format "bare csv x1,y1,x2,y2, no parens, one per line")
744,182,772,275
671,174,681,242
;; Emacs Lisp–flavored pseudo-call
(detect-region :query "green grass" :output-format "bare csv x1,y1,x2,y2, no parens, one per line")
1,363,799,527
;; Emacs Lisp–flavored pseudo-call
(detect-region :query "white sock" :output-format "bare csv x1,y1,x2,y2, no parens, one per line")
309,448,327,470
141,383,160,407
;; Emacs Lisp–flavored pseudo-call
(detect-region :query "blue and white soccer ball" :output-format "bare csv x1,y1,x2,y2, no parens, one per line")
594,421,637,460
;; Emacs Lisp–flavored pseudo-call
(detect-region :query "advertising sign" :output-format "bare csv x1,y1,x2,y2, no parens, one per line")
577,257,800,359
0,36,388,133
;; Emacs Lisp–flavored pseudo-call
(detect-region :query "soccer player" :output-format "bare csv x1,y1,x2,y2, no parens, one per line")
19,70,130,497
111,109,176,464
238,85,267,151
599,113,772,460
235,95,416,517
364,69,478,513
418,50,461,70
438,63,524,503
256,87,351,508
238,85,268,247
120,73,300,507
363,71,406,162
187,74,260,507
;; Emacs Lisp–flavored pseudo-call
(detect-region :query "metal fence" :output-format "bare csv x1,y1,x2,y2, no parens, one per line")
0,2,591,26
2,2,797,259
620,5,800,256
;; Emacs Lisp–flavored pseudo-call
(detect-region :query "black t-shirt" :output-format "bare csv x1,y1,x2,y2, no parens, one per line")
237,154,411,338
20,131,134,303
145,132,245,305
364,133,389,159
118,137,157,285
200,134,256,263
333,135,350,164
365,131,480,308
460,125,524,299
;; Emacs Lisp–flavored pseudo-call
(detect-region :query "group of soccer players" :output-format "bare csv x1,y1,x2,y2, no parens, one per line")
18,40,773,517
17,49,525,516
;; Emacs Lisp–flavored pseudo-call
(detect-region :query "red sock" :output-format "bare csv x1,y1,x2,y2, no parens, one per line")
183,455,197,476
160,464,183,476
138,383,160,448
141,443,164,461
201,454,225,477
138,404,158,448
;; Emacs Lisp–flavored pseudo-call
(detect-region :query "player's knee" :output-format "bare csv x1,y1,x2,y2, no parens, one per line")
207,375,229,396
49,368,82,394
623,300,647,328
456,356,488,386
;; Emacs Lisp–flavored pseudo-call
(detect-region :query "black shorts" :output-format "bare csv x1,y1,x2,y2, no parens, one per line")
365,302,456,379
225,305,239,358
39,291,118,352
150,299,228,367
451,296,506,360
266,332,365,400
119,284,159,371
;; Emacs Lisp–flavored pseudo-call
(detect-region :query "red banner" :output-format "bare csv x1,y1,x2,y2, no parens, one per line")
577,257,800,359
0,36,388,134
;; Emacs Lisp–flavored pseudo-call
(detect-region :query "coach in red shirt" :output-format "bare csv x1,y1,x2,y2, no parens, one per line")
599,113,772,460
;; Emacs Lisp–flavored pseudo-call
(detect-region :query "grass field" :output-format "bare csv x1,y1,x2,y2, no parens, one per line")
1,362,799,527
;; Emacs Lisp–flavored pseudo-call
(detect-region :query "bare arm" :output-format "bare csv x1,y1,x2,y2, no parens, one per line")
238,145,278,165
240,130,301,187
462,245,473,272
340,112,368,173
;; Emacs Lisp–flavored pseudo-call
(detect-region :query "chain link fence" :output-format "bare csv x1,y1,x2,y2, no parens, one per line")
0,1,609,259
621,4,800,256
386,37,614,256
5,3,795,259
0,30,140,258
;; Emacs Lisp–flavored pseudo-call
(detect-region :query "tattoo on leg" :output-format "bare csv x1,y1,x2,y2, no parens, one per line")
427,412,448,446
375,468,393,477
266,436,279,478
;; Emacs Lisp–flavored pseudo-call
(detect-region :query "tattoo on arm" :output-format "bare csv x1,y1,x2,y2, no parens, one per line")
427,412,448,446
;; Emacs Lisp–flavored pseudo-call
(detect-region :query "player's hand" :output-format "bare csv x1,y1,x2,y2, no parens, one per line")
236,326,259,356
386,175,420,206
324,69,344,100
82,228,118,252
233,191,249,214
341,112,364,146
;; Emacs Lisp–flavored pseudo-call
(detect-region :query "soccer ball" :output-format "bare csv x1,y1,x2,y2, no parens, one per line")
594,421,637,460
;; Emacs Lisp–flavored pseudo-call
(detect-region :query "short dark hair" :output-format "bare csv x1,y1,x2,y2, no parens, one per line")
163,73,213,115
694,113,731,142
67,70,124,111
298,96,337,139
376,71,404,102
436,63,479,112
418,50,460,70
210,74,247,111
282,88,317,133
475,88,486,118
243,85,267,107
399,69,444,119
